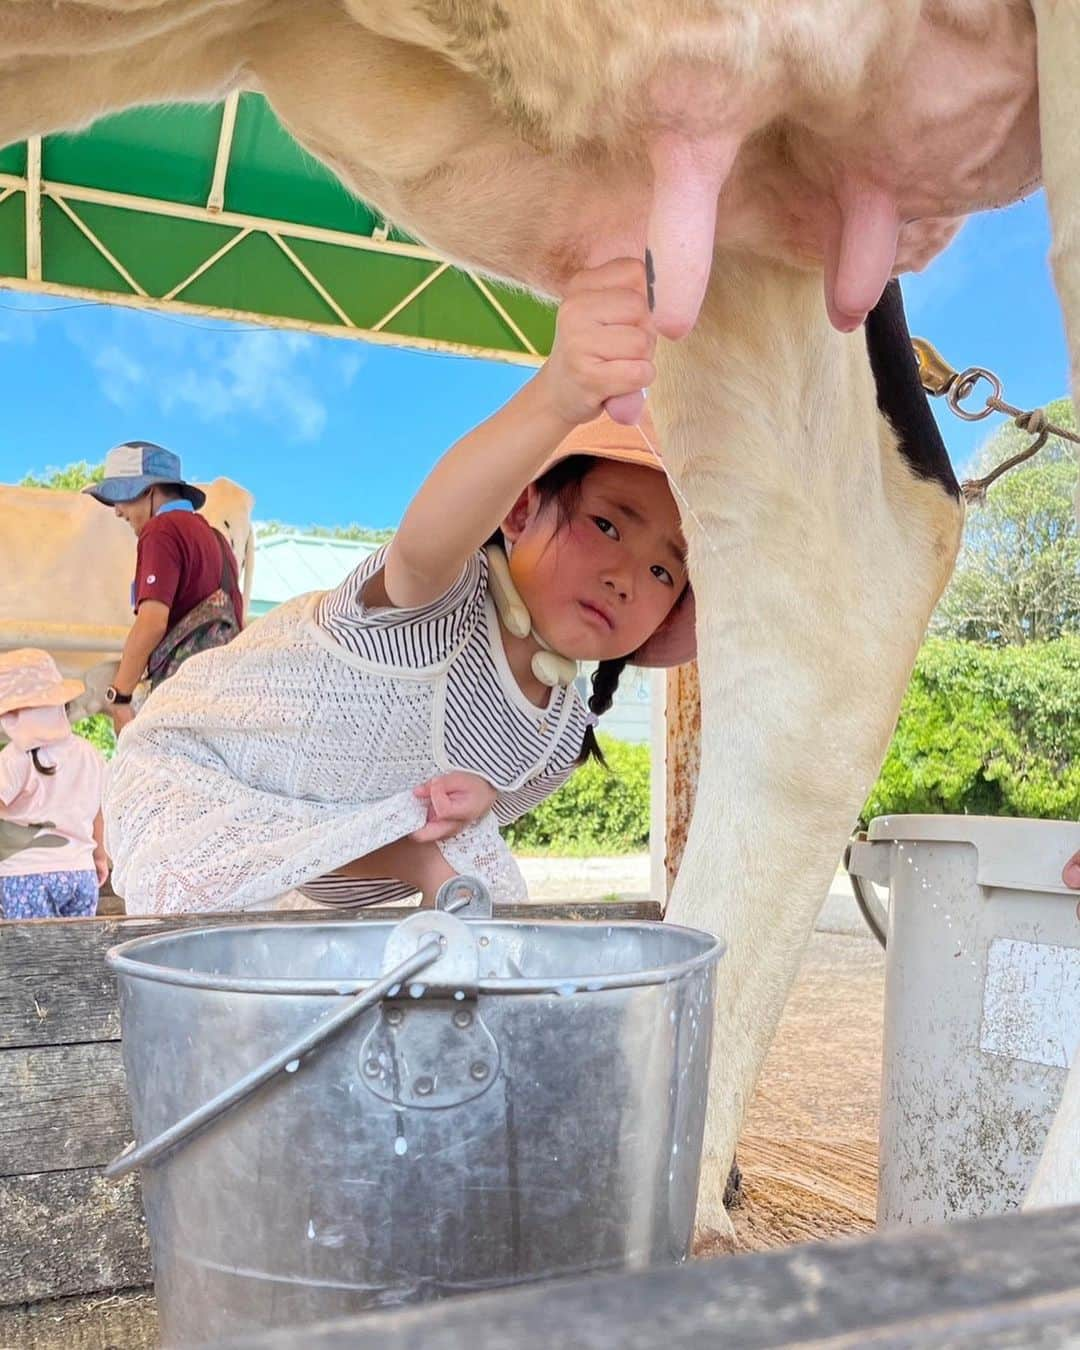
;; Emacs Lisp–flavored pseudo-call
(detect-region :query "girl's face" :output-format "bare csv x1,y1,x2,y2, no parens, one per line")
503,460,687,661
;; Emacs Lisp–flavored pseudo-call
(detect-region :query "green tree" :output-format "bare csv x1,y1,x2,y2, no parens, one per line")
503,736,650,854
931,398,1080,644
20,460,104,491
865,637,1080,822
74,714,117,759
256,520,394,545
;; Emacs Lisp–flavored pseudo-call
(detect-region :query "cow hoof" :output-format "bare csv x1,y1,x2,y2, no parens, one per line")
692,1213,737,1258
694,1162,737,1245
723,1154,744,1210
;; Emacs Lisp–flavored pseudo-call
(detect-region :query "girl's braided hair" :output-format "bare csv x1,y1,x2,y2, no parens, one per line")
578,655,630,766
30,747,57,777
490,453,634,767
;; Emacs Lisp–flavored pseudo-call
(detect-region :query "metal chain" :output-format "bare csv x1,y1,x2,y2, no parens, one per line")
912,338,1080,504
627,338,1072,529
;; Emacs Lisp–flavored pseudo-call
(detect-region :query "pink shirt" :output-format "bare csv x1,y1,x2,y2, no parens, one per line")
0,734,106,876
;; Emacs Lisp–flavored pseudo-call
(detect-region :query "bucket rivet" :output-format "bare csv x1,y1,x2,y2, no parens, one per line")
469,1061,489,1081
478,936,491,947
414,1076,434,1096
385,1008,404,1026
363,1059,381,1078
452,1009,473,1028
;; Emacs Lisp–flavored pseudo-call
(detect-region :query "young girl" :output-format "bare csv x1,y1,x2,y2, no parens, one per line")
0,650,109,918
105,258,695,914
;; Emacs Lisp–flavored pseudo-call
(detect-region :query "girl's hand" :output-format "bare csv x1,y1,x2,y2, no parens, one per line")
534,258,656,426
411,772,499,843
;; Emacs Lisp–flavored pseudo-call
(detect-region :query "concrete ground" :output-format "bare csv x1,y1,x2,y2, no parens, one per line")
729,929,884,1252
518,854,874,938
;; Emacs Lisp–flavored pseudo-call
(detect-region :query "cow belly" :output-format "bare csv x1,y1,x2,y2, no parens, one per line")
313,1,1040,341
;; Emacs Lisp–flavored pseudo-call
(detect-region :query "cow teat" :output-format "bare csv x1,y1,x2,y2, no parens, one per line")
824,178,901,333
645,128,743,341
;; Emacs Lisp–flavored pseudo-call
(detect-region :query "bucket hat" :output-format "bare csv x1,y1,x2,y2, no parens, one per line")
83,441,206,509
0,649,84,717
539,409,696,669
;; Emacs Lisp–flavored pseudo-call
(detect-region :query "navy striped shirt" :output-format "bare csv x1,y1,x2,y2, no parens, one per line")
303,546,589,906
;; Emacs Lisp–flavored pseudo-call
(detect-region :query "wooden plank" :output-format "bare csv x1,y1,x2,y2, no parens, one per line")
218,1205,1080,1350
0,1043,130,1176
0,1290,157,1350
0,902,662,1050
0,1168,151,1306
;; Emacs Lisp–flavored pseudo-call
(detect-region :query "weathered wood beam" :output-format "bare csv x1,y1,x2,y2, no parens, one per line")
0,1169,150,1305
220,1204,1080,1349
0,1043,130,1176
0,902,661,1050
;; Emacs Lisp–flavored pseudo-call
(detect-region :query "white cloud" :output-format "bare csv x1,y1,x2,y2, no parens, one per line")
339,348,365,387
61,311,330,442
0,290,43,345
94,343,146,409
158,328,328,441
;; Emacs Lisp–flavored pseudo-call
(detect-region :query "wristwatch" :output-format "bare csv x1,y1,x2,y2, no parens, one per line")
105,685,133,706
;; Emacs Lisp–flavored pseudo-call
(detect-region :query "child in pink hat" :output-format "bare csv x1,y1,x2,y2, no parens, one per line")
0,650,109,918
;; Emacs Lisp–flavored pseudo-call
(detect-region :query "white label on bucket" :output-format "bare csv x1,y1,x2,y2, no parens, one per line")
980,938,1080,1070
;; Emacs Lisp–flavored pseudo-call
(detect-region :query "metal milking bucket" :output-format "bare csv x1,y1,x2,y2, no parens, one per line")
105,878,723,1345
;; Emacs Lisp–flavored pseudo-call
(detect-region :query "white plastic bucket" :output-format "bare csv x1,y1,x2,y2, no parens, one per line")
848,815,1080,1227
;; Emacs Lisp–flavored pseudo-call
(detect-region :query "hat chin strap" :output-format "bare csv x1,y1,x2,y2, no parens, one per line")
485,545,579,688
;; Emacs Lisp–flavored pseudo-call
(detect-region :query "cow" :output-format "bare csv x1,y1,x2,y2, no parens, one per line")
1,477,256,715
1,0,1075,1237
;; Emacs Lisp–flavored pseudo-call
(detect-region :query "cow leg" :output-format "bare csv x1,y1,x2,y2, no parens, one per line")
654,255,962,1236
1034,0,1080,406
1025,1053,1080,1210
1023,0,1080,1214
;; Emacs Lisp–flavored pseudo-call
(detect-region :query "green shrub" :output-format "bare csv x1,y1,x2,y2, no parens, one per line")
72,714,116,759
864,636,1080,822
504,734,650,854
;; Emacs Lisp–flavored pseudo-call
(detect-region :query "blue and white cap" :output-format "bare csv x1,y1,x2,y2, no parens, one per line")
83,441,206,509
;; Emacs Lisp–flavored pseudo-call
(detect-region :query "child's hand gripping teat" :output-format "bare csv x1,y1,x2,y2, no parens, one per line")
411,772,499,844
539,258,656,429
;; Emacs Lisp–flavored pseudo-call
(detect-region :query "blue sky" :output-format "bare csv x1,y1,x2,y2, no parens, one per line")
0,192,1067,529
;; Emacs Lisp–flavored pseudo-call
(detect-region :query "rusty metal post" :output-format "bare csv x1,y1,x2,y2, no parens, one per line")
664,662,700,903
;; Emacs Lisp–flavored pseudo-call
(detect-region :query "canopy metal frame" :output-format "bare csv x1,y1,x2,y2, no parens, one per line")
0,95,548,366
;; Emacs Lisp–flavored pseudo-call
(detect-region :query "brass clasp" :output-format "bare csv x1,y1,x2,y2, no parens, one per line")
911,337,960,398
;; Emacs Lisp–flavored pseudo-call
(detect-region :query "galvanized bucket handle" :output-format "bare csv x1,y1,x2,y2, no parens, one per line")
105,877,490,1180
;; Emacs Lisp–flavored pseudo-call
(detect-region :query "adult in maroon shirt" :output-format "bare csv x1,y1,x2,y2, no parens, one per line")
85,442,243,732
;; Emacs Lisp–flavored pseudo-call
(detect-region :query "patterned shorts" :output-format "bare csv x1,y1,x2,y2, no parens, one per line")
0,870,99,920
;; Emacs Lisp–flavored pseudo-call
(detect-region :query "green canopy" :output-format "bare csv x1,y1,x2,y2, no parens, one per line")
0,93,553,364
